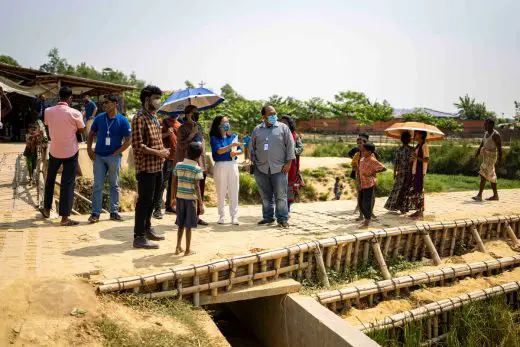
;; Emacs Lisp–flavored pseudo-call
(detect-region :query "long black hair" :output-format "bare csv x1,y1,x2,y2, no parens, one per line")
210,115,226,139
281,114,296,132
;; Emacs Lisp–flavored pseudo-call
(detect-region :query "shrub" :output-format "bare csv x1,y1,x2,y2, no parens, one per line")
504,141,520,179
239,172,261,204
299,182,318,202
375,171,393,197
120,168,137,190
311,143,352,157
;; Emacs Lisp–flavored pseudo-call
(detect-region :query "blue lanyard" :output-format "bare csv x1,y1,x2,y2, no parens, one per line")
106,114,116,135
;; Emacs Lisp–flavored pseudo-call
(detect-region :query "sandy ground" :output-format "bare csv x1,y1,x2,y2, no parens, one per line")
342,240,520,327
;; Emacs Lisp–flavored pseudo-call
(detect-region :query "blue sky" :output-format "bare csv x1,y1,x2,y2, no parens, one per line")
1,0,519,116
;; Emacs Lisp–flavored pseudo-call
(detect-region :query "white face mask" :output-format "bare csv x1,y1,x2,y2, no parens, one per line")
150,99,162,111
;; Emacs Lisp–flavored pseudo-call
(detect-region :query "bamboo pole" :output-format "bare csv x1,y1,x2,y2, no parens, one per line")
261,260,267,283
505,222,520,246
412,232,421,260
325,246,334,268
297,250,304,281
193,275,200,306
314,246,330,288
274,258,282,280
305,252,313,281
449,227,458,256
421,231,442,266
470,226,486,252
247,263,254,286
393,234,401,259
212,271,218,296
353,240,360,268
288,253,295,278
404,233,413,260
227,265,237,291
344,242,353,270
383,235,392,257
371,239,391,280
439,228,448,257
334,244,344,273
362,242,370,266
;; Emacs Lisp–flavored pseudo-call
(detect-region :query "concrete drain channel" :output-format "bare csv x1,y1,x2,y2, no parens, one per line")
97,215,520,346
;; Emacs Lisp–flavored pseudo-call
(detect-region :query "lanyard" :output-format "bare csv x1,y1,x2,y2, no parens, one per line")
106,114,116,135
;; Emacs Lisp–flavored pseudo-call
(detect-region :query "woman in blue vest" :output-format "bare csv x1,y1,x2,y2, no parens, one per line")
210,115,242,225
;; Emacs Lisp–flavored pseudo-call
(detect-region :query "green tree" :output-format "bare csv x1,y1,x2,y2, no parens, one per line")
0,55,20,66
402,109,463,133
329,91,393,125
39,48,74,74
184,80,196,88
454,94,495,120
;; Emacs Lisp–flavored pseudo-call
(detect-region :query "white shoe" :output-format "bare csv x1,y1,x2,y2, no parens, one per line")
232,218,239,225
218,217,225,225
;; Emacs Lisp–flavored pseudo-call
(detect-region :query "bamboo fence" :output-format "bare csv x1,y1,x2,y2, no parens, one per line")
315,255,520,313
97,215,520,306
360,281,520,344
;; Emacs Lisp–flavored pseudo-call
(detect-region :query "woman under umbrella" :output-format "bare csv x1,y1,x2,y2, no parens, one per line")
405,130,429,219
384,132,413,213
280,115,304,213
209,115,242,225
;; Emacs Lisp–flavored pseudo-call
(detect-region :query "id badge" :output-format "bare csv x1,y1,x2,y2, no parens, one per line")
105,137,111,146
264,143,269,151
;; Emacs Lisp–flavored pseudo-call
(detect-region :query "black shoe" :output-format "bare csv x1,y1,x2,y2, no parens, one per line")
258,219,275,225
279,221,290,228
145,228,165,241
88,214,99,223
198,219,209,226
152,209,163,219
165,207,176,214
133,237,159,249
110,212,123,221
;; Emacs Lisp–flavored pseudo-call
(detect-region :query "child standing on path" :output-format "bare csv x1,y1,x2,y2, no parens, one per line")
334,177,343,200
171,142,205,256
24,123,41,184
358,143,386,228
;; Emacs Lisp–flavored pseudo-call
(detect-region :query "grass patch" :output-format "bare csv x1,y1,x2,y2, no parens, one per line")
119,168,137,190
238,172,261,204
375,171,520,198
368,297,520,346
311,143,352,157
96,294,216,347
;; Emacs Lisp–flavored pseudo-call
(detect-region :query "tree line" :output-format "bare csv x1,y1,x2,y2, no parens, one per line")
0,49,506,133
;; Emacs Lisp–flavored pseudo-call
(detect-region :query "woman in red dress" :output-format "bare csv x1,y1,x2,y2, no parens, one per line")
280,115,304,213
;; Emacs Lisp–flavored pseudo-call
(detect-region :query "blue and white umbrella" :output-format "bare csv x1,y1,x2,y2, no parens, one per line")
158,87,224,115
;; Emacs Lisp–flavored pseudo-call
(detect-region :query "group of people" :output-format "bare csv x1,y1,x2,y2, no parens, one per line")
28,84,503,254
34,85,303,255
349,118,502,228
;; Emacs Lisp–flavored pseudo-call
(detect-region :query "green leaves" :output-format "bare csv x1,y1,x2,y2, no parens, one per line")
328,91,393,125
454,94,496,120
402,109,463,133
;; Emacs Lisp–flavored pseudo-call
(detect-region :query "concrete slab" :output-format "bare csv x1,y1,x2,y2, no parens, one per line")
200,279,301,305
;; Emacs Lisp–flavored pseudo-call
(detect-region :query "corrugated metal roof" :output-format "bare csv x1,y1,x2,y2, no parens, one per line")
392,107,457,118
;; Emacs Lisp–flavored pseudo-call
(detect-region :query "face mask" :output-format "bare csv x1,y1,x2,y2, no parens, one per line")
267,114,278,124
192,112,200,122
150,99,161,111
221,122,231,132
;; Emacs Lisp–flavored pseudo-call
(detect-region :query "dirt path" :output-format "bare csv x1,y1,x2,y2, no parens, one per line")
0,148,518,283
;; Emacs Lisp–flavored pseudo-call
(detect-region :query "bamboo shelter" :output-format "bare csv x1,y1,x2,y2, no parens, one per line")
97,215,520,306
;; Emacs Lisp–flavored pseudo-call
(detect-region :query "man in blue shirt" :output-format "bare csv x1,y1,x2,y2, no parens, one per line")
242,132,251,161
86,94,132,223
84,93,98,140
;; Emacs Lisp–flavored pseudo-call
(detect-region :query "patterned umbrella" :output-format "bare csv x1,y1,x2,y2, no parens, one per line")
158,87,224,115
384,122,445,141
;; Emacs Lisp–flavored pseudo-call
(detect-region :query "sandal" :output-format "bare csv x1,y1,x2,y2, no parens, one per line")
471,196,483,202
486,196,499,201
61,219,80,226
39,208,50,219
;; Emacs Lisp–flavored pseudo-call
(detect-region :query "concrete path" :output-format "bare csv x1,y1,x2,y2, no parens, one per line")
1,146,519,284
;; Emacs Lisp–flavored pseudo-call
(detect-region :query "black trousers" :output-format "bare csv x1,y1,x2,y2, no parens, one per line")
153,160,174,211
360,186,375,220
44,153,79,217
134,171,162,238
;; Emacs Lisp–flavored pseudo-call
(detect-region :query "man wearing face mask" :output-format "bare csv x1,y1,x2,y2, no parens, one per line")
131,85,171,249
176,105,209,225
87,94,132,223
250,105,295,228
152,112,182,219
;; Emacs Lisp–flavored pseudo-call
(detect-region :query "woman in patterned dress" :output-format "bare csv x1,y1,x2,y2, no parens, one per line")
384,132,413,213
405,130,429,219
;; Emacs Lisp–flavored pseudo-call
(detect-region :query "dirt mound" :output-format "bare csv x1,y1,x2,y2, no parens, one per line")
0,277,226,346
0,277,100,346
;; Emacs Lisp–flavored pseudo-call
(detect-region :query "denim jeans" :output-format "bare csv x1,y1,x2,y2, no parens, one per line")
254,168,288,223
153,160,174,211
44,152,78,217
91,155,121,215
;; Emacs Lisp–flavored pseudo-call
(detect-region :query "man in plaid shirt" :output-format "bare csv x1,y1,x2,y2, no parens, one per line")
132,85,171,249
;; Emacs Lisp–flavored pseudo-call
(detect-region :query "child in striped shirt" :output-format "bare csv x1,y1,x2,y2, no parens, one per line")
172,142,205,256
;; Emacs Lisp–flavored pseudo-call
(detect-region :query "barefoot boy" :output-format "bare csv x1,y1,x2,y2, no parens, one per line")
358,142,386,228
171,142,205,256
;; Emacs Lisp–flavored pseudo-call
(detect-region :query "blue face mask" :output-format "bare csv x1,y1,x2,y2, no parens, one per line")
267,114,278,124
221,122,231,132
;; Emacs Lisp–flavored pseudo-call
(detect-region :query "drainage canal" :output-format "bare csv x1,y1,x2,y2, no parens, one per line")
209,304,265,347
